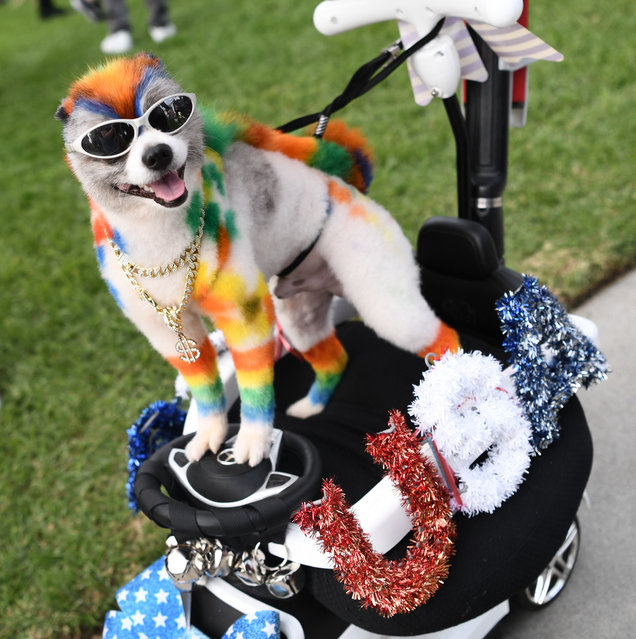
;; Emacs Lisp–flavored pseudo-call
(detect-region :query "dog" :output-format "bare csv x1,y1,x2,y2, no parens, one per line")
56,53,459,467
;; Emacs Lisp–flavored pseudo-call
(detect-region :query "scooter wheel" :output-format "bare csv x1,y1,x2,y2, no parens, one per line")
515,517,580,609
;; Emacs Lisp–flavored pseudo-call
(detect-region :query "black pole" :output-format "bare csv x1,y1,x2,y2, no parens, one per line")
464,27,511,260
443,95,472,221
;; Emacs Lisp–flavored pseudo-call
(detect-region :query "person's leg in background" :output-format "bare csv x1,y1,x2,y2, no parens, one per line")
100,0,133,54
146,0,175,41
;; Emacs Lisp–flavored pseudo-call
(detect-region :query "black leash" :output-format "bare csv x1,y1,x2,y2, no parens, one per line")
277,19,445,137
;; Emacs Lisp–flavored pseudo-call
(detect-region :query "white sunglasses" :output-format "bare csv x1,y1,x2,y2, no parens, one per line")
66,93,197,159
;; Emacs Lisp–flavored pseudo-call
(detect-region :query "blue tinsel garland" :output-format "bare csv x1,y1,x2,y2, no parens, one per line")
126,399,186,511
496,275,609,451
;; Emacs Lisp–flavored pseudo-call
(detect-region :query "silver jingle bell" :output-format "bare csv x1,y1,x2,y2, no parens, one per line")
266,562,304,599
235,546,268,587
164,536,208,590
205,539,236,579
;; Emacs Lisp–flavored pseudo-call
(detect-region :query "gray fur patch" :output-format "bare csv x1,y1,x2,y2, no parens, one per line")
225,143,280,225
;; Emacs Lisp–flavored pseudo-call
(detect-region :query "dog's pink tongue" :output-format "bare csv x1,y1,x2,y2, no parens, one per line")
149,171,186,202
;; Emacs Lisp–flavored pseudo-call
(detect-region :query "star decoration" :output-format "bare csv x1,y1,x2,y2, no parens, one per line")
220,610,280,639
131,611,145,626
102,558,281,639
153,611,168,627
102,557,209,639
134,587,147,602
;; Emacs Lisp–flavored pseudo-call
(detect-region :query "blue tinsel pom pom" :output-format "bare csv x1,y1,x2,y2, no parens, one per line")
126,399,186,511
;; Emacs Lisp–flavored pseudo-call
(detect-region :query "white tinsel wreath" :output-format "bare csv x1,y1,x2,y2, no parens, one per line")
409,350,533,516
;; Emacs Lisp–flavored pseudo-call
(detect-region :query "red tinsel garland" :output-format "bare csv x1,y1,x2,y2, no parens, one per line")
293,411,456,616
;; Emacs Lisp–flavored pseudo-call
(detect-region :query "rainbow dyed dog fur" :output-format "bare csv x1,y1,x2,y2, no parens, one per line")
56,54,459,466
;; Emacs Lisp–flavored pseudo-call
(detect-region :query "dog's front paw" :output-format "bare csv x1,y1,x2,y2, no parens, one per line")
185,415,228,462
286,396,325,419
233,425,273,467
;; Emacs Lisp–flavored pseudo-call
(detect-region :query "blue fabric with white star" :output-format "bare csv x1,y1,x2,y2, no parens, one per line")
102,557,281,639
496,275,609,451
222,610,281,639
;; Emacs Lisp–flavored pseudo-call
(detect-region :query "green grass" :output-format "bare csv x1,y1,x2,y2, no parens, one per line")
0,1,634,637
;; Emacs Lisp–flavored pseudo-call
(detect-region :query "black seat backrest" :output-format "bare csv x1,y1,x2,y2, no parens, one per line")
417,216,523,344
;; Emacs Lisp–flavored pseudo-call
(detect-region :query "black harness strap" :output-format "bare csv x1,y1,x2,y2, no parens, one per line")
276,200,334,279
277,233,323,278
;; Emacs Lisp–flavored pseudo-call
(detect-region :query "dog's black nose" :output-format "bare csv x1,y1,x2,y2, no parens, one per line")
142,143,173,171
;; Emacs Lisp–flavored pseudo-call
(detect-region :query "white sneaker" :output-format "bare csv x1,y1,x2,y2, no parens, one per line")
100,30,133,54
149,23,177,43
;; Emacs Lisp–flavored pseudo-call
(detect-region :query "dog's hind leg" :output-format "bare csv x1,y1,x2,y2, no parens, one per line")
345,281,460,361
273,290,348,418
321,178,460,361
332,260,459,362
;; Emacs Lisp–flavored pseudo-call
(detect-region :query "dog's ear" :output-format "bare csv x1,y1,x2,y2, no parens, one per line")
136,51,164,68
136,51,159,62
55,103,69,123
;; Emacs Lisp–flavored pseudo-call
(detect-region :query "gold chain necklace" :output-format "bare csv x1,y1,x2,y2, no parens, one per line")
108,209,206,363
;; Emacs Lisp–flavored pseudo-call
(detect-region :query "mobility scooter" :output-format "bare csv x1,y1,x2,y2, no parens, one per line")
118,2,607,637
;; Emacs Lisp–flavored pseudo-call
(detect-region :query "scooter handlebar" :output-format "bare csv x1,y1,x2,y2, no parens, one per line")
314,0,523,36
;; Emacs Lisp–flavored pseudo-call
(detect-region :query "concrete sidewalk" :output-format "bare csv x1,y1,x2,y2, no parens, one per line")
492,269,636,638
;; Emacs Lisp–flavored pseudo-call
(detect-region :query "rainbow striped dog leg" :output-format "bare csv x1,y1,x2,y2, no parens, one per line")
229,340,276,465
287,331,349,418
167,337,229,462
198,269,277,466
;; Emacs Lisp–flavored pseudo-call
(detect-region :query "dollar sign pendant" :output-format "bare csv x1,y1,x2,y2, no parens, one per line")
175,333,200,363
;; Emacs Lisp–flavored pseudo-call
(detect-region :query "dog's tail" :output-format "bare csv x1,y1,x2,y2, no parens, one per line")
202,109,374,193
318,120,374,194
